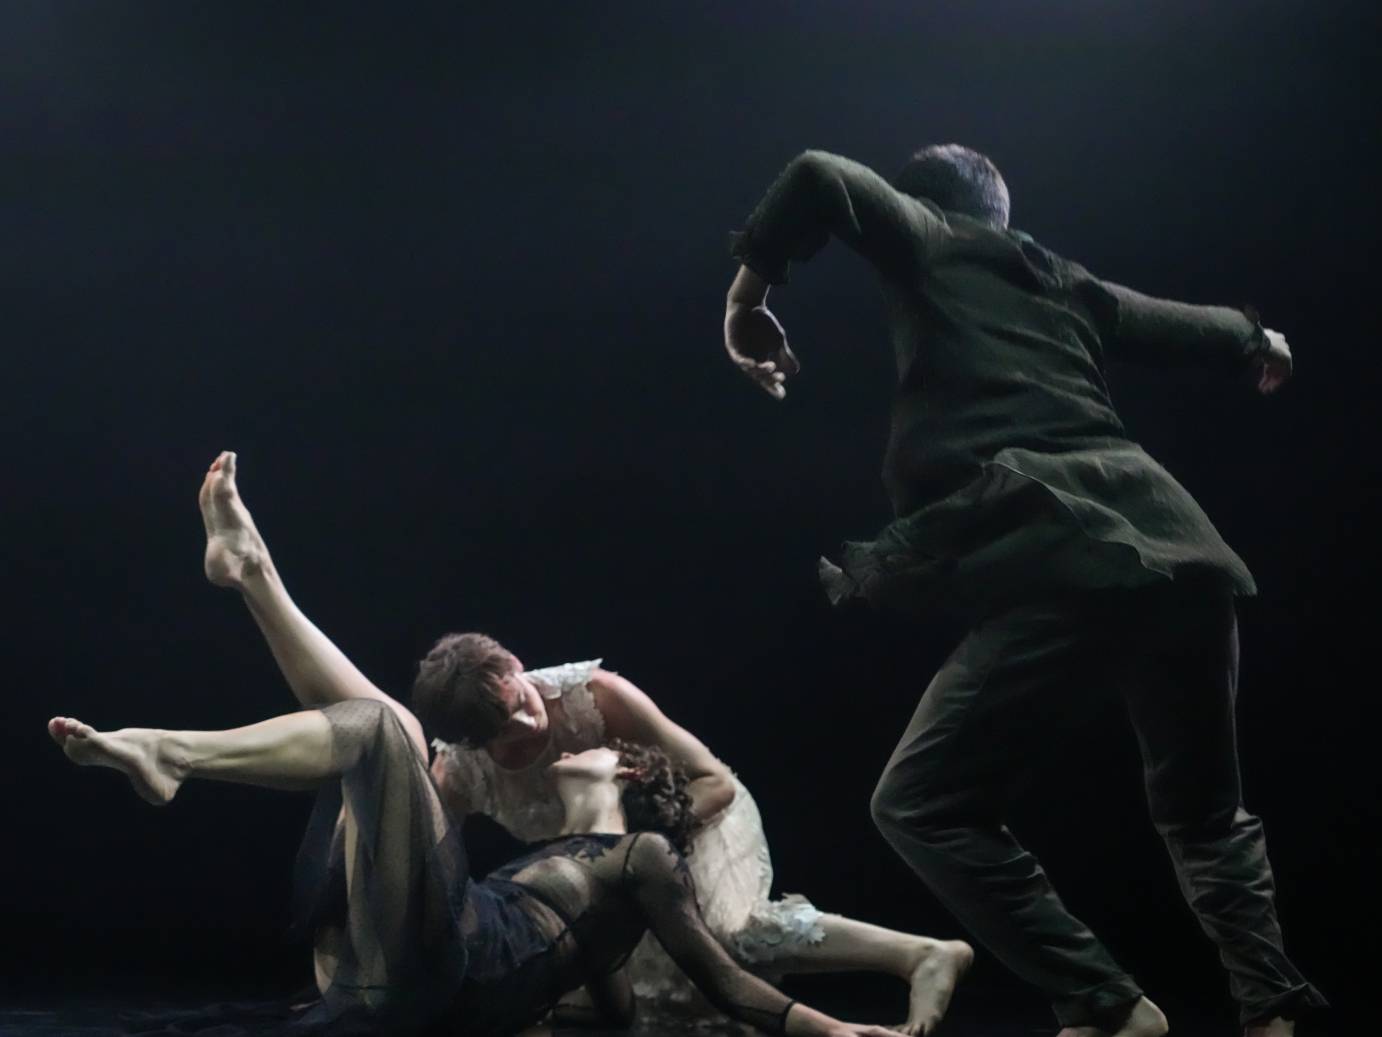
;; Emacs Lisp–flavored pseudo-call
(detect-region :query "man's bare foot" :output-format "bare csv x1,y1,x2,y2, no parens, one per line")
900,939,974,1035
1054,997,1168,1037
199,451,269,588
1245,1019,1293,1037
48,716,184,805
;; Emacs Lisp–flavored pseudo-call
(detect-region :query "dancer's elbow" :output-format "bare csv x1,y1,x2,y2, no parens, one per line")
691,773,736,820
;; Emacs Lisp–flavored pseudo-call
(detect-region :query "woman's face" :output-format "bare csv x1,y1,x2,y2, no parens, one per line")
547,746,620,783
493,655,549,742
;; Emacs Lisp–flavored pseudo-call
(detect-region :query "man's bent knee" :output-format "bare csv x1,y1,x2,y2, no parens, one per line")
871,767,921,844
1155,803,1261,846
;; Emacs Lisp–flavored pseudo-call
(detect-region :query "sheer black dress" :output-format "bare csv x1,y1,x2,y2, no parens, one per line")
128,700,798,1037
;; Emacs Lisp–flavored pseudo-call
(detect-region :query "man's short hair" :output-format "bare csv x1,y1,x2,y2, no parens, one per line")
894,144,1010,229
411,632,512,747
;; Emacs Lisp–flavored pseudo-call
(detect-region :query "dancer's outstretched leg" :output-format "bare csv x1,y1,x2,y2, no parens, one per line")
48,709,335,803
199,452,426,758
770,915,972,1036
51,701,457,1012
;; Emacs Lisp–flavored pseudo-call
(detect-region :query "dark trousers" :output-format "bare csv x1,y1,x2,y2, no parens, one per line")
870,585,1325,1027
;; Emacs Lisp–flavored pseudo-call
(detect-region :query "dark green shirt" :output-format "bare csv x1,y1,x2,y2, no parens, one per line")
732,151,1265,617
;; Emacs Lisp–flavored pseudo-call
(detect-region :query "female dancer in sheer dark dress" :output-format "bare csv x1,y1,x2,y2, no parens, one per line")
46,453,902,1037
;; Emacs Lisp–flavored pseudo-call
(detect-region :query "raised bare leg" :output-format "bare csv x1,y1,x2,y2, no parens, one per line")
52,699,445,1014
200,452,380,708
198,453,425,755
48,709,335,803
771,913,973,1036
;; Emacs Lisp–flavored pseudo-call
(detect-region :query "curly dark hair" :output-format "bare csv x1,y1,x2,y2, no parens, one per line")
411,632,513,747
612,739,698,856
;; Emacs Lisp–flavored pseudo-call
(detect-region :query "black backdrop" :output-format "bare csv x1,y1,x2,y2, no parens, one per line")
1,1,1373,1026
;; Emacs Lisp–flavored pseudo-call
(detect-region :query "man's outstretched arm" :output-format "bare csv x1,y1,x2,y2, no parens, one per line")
731,150,937,286
723,150,942,399
1098,281,1293,394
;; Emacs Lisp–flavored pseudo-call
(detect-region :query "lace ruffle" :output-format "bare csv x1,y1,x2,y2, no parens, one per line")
731,895,827,966
526,658,603,701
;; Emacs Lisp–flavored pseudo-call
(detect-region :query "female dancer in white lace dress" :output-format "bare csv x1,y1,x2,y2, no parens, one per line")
422,641,972,1033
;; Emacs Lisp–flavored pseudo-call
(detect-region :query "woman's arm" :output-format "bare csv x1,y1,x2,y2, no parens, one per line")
589,669,736,822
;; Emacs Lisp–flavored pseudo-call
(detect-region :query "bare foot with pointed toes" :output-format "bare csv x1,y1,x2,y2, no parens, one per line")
48,716,183,805
199,451,270,588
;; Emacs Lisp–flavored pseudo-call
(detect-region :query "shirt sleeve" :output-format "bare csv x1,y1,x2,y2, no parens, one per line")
1095,280,1270,371
624,833,797,1035
731,149,942,286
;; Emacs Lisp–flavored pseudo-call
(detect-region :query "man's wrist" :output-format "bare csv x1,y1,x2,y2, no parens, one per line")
1240,304,1271,360
727,265,770,308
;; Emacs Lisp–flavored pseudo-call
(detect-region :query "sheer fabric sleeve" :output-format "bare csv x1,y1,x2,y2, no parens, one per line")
1095,280,1270,372
731,149,941,286
624,833,797,1035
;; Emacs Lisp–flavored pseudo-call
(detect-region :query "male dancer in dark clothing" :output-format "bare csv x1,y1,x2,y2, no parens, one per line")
721,145,1326,1037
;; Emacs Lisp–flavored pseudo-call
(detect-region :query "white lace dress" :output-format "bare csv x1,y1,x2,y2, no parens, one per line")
431,660,824,1019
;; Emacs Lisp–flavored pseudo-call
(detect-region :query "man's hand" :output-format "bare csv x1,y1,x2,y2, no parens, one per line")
724,264,801,401
724,302,801,400
1255,328,1292,395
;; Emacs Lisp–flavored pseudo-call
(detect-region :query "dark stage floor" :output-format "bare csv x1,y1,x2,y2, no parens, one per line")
0,999,1271,1037
0,1004,1045,1037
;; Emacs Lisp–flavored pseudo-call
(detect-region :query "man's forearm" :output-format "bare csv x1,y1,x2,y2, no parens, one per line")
727,265,770,309
1101,281,1269,370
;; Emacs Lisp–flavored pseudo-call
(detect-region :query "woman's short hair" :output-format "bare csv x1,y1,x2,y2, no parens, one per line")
411,632,512,747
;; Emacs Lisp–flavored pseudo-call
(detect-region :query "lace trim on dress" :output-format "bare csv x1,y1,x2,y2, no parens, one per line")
730,895,827,966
